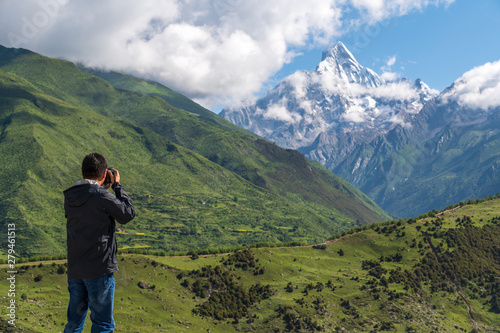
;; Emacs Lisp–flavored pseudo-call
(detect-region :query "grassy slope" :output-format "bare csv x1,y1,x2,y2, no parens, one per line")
2,197,499,333
75,64,390,224
0,46,389,256
79,67,253,137
0,70,352,256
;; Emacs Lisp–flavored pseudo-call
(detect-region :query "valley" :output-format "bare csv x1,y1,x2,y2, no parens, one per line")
222,42,500,218
1,196,499,332
0,44,499,333
0,45,389,257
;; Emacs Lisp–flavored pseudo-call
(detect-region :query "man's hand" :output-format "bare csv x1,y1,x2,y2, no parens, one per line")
108,168,121,185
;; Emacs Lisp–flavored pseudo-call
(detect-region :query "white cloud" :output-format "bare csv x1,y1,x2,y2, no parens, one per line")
315,70,348,95
441,59,500,110
386,55,396,67
299,99,315,114
343,104,367,123
370,81,419,100
286,71,310,100
0,0,455,108
380,55,399,81
350,0,454,22
380,71,398,81
315,70,419,101
263,103,302,123
389,113,411,128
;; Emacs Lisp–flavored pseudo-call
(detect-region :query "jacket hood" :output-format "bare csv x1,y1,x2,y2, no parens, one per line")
63,179,100,207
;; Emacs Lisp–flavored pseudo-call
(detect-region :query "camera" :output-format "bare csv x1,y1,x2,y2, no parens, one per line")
103,167,117,188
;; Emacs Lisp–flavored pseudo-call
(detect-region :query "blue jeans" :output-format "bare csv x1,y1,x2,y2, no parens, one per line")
64,273,115,333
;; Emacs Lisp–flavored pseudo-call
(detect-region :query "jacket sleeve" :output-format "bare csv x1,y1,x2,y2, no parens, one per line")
100,182,136,224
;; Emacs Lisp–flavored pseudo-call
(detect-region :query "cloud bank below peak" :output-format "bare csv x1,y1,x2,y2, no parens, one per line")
441,59,500,111
0,0,455,108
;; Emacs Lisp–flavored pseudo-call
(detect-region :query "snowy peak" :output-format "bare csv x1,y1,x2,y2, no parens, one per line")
320,41,356,62
316,42,384,88
222,41,438,151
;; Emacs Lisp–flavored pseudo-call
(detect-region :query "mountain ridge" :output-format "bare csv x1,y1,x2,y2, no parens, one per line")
222,42,500,217
0,44,390,257
221,42,437,153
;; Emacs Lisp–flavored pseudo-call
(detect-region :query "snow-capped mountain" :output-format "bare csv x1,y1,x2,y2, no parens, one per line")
221,42,500,217
221,42,438,168
315,43,383,88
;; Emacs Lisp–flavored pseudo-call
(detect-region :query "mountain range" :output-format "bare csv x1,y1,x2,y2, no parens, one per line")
1,43,499,333
221,42,500,217
0,45,389,257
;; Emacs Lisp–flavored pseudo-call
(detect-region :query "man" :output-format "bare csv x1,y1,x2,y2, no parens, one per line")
63,153,136,333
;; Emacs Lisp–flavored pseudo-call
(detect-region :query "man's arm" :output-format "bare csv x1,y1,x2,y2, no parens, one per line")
101,184,136,224
101,169,136,224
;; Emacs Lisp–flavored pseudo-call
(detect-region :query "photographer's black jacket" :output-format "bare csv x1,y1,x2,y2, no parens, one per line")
64,180,136,279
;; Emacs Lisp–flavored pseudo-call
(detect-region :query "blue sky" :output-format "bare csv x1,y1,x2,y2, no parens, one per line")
0,0,498,110
274,0,500,93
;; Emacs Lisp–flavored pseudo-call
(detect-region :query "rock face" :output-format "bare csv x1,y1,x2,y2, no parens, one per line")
222,42,500,217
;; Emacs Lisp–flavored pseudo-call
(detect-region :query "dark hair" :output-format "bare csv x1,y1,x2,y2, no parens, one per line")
81,153,108,180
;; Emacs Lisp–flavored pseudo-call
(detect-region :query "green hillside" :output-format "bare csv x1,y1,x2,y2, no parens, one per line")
73,61,390,224
0,45,389,257
79,67,250,136
332,104,500,218
2,196,499,332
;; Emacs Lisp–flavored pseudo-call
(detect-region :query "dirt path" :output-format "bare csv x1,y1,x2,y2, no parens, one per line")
456,289,476,329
